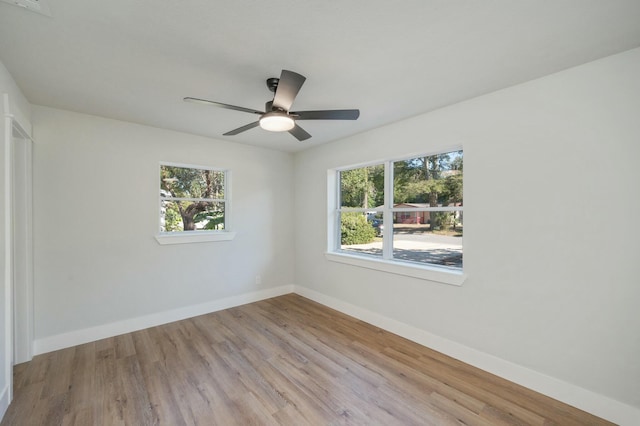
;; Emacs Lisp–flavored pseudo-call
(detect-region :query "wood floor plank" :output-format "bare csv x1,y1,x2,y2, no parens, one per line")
39,346,75,400
117,355,157,424
210,341,287,415
255,361,338,424
114,333,136,359
95,346,125,425
271,402,315,426
2,294,614,425
139,360,188,426
429,391,496,426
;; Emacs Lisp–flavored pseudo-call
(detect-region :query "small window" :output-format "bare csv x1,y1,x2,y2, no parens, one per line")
160,163,228,233
329,149,464,283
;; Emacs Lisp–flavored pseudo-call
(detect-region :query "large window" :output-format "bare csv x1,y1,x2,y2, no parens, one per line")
159,163,228,233
330,149,463,280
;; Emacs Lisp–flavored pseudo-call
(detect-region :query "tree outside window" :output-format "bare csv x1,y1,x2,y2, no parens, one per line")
160,164,227,232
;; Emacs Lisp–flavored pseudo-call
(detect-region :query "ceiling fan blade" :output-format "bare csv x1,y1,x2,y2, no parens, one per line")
184,97,263,115
223,121,260,136
272,70,306,112
292,109,360,120
288,124,312,141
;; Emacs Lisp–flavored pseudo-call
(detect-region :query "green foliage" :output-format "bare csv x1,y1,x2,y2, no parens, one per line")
194,210,225,230
161,165,224,199
369,165,385,207
163,202,182,231
393,151,463,206
340,165,384,208
451,153,463,172
429,211,452,230
341,212,376,245
160,165,226,231
444,173,463,204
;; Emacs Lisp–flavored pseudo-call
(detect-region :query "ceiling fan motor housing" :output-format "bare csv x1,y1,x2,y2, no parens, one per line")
265,100,275,112
266,77,280,93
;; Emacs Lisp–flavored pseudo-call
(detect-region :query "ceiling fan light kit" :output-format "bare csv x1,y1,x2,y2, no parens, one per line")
259,112,295,132
184,69,360,142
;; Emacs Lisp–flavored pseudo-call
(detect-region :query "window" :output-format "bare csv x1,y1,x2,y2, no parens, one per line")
156,163,235,244
328,149,464,284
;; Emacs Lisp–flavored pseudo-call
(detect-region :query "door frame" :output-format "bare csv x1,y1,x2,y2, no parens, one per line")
2,93,34,412
10,121,33,364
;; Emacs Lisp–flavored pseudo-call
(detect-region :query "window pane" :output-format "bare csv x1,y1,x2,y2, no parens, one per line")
393,151,463,207
392,217,462,269
161,165,225,199
340,164,384,208
339,211,382,258
160,200,225,232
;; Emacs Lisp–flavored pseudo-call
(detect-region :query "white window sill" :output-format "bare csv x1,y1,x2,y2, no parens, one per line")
325,252,466,286
155,231,237,245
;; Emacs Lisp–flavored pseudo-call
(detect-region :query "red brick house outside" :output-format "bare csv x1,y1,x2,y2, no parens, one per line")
374,203,463,224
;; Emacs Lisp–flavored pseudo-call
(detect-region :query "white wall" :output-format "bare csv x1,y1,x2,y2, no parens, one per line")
293,47,640,418
32,107,295,345
0,59,32,418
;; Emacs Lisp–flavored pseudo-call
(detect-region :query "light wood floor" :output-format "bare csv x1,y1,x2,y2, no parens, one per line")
3,294,612,425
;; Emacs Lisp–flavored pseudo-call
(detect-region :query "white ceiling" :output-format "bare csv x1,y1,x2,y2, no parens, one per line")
1,1,639,152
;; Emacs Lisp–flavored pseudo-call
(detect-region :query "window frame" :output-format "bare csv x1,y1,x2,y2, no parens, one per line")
155,161,236,245
326,149,466,286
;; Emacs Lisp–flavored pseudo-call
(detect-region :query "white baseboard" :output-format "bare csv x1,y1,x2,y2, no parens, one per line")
0,384,9,421
294,286,640,426
33,285,294,356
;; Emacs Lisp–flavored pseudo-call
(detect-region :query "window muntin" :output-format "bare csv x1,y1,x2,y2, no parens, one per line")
160,164,228,233
334,149,463,271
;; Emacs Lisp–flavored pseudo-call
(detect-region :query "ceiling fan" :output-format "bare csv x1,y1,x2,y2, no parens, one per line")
184,70,360,142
